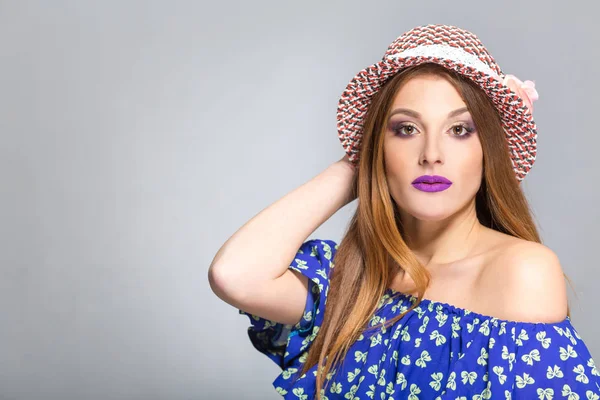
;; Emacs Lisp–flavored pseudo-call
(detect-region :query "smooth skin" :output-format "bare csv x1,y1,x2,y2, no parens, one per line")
384,74,567,323
209,73,568,328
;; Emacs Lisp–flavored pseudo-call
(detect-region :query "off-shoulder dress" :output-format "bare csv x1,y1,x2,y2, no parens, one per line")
239,239,600,399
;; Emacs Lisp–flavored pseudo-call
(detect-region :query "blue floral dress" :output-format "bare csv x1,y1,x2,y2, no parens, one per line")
239,239,600,399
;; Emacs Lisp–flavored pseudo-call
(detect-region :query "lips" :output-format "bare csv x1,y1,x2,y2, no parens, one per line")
412,175,452,185
411,175,452,193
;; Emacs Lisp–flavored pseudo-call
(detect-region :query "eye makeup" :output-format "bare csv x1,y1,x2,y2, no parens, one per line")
388,120,476,140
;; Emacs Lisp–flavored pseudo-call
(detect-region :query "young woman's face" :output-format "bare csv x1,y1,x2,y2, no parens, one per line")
383,73,483,222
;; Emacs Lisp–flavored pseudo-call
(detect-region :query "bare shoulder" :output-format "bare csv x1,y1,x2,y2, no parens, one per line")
484,239,568,323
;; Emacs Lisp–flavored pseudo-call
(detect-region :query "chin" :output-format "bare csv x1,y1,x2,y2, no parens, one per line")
408,210,453,222
396,197,455,221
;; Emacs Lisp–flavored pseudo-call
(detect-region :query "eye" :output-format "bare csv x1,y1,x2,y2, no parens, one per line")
390,122,475,139
451,123,475,139
391,123,418,137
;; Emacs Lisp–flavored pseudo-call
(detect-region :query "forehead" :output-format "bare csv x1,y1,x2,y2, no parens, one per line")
390,74,466,112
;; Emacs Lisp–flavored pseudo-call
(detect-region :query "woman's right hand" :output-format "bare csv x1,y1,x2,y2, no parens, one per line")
331,153,358,205
333,153,356,174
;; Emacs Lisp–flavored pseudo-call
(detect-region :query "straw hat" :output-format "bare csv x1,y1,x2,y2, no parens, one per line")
336,24,539,182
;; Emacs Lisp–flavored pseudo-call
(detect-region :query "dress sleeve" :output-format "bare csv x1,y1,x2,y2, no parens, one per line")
238,238,337,370
510,318,600,399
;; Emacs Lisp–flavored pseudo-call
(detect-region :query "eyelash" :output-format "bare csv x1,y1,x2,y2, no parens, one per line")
391,122,475,139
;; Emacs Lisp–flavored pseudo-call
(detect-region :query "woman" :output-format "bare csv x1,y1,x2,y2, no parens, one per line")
209,24,600,399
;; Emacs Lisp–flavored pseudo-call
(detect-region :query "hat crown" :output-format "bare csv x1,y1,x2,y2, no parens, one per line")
383,24,503,77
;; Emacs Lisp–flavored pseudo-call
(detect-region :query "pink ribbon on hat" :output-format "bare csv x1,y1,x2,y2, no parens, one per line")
502,74,539,113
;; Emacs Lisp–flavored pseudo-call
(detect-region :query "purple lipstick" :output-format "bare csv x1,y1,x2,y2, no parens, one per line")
412,175,452,192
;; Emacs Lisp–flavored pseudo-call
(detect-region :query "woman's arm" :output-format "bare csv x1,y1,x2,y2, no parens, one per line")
208,156,355,325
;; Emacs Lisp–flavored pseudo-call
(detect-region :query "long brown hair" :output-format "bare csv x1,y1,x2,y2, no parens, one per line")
295,62,573,399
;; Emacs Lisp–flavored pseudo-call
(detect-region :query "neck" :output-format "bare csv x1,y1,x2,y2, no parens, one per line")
399,201,485,266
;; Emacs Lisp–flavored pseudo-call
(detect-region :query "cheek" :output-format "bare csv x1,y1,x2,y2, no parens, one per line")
455,148,484,192
384,155,414,206
384,156,414,193
384,142,415,181
462,145,484,177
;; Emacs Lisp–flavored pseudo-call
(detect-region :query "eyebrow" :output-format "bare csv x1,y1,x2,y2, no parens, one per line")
388,106,470,120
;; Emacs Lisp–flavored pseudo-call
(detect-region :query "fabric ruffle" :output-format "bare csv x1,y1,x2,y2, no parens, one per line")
239,239,600,399
238,239,336,373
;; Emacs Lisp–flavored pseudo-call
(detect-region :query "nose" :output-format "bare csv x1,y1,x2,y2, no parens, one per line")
418,134,444,167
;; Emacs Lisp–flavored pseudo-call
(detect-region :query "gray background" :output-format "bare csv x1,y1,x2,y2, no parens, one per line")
1,0,598,399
